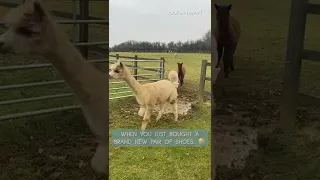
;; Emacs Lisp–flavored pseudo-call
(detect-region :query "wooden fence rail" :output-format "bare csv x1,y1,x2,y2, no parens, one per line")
280,0,320,131
199,60,212,102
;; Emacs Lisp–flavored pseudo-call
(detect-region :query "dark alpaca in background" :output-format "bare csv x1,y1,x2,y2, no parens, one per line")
177,63,186,86
214,4,241,77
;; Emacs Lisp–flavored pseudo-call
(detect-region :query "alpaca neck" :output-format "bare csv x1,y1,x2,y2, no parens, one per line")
41,18,97,101
217,17,230,41
123,69,143,95
178,67,184,76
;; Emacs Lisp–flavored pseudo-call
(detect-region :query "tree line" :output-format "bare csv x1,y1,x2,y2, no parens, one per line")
110,30,211,53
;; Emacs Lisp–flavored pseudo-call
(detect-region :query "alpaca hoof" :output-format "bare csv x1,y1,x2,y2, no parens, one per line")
141,120,148,130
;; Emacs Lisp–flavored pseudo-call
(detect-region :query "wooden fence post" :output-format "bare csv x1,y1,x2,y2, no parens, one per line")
199,60,208,102
160,57,165,79
280,0,308,132
116,54,119,60
134,55,138,80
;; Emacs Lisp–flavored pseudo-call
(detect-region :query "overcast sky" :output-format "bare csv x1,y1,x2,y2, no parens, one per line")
109,0,211,47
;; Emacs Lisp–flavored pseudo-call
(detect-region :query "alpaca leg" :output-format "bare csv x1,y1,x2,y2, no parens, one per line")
171,101,178,121
156,103,165,121
223,47,232,78
223,55,229,78
230,43,238,71
216,44,223,68
141,106,153,130
138,106,146,117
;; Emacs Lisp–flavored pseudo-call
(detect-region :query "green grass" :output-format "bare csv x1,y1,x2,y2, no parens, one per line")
213,0,320,179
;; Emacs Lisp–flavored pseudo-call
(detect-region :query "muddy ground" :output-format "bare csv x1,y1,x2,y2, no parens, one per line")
152,92,259,170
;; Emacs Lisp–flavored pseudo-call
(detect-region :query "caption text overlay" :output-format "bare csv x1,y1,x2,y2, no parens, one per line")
112,129,208,147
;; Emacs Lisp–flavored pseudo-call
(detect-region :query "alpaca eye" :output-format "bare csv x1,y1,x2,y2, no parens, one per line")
114,70,119,73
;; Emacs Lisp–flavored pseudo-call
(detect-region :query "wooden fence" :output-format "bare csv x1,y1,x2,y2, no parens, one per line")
199,60,211,102
280,0,320,131
199,59,223,102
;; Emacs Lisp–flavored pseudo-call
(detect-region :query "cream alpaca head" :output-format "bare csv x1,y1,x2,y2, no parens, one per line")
0,0,49,54
109,60,128,79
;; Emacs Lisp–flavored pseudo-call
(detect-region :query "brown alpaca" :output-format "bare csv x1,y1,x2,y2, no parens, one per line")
214,4,241,77
177,63,186,86
0,0,108,174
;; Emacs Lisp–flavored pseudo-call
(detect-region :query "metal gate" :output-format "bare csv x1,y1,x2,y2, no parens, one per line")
0,0,108,121
109,54,165,100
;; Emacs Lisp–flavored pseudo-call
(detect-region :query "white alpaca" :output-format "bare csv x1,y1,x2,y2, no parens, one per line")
168,70,179,88
0,0,108,174
109,61,178,130
174,53,178,58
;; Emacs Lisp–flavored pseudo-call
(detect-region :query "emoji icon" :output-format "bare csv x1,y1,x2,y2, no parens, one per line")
198,138,205,144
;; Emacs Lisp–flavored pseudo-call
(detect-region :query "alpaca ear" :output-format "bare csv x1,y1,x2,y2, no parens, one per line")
214,4,219,10
228,4,232,10
119,62,124,68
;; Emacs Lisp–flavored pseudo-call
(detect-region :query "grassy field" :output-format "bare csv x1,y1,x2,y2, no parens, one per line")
213,0,320,180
